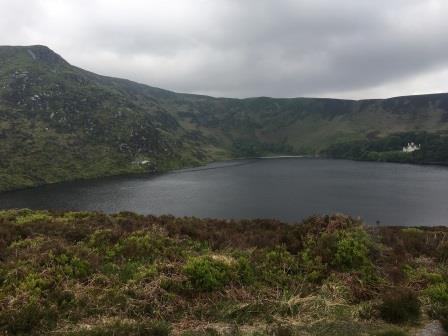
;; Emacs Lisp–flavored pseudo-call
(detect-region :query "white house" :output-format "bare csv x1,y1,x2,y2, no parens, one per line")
402,142,421,153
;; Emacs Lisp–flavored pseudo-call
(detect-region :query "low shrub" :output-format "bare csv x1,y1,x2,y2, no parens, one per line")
0,300,58,335
257,246,303,285
379,288,420,323
301,225,375,281
425,282,448,331
435,305,448,331
88,229,116,251
52,253,91,279
19,272,52,296
300,248,326,282
267,324,294,336
234,254,255,285
184,255,235,291
117,232,155,259
16,210,54,225
425,282,448,304
332,229,372,271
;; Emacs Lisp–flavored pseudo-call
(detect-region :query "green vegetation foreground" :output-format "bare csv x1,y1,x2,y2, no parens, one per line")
0,210,447,336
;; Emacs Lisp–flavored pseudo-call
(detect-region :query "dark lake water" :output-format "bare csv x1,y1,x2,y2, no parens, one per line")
1,158,448,226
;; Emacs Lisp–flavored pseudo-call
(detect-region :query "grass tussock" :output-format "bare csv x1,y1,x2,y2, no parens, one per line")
0,210,447,335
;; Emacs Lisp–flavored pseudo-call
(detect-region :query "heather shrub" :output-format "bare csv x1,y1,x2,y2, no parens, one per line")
380,227,447,260
379,288,420,323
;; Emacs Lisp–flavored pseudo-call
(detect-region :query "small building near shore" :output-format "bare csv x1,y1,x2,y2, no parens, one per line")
403,142,421,153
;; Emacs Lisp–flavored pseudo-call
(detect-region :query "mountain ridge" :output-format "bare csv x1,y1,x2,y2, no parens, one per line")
1,45,448,192
5,44,447,101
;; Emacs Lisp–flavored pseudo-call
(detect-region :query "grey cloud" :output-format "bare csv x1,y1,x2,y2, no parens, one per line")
0,0,447,99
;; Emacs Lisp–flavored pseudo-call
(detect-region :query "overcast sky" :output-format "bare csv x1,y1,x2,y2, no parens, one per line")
1,0,448,99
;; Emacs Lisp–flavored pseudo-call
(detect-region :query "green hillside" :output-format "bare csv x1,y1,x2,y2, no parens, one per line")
1,45,448,191
0,46,217,191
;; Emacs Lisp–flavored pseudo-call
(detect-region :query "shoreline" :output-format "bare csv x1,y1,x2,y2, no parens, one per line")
2,154,448,195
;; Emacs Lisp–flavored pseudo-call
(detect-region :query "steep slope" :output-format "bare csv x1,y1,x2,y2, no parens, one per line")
1,45,448,192
0,46,217,191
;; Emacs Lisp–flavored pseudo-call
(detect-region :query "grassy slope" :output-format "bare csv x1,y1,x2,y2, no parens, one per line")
0,210,447,335
1,45,448,192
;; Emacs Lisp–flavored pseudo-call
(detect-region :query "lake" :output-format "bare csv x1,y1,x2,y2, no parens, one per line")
1,158,448,226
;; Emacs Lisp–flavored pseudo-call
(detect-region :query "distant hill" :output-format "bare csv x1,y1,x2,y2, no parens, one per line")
1,45,448,191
